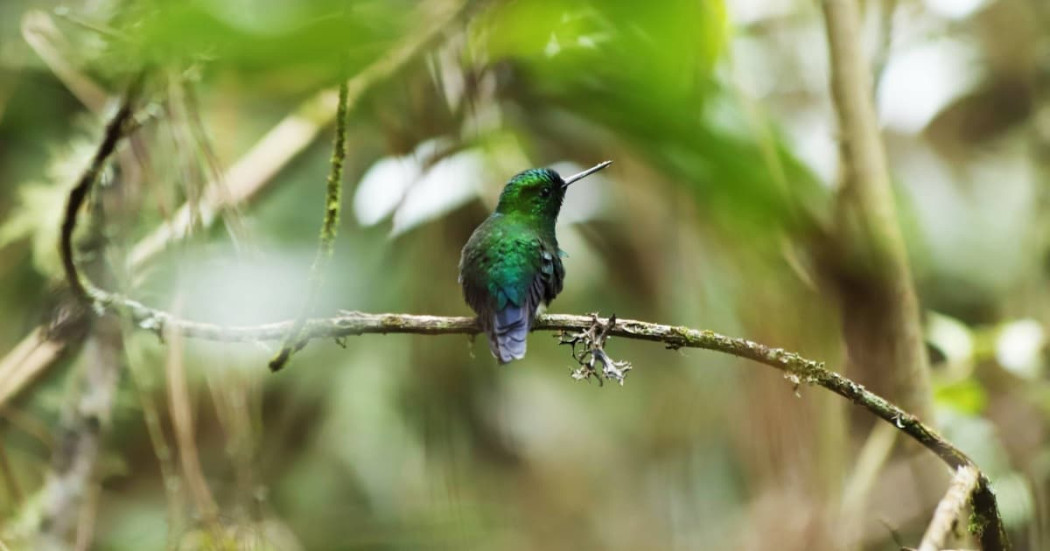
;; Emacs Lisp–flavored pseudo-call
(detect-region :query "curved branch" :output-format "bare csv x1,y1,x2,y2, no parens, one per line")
59,281,1012,547
59,77,142,304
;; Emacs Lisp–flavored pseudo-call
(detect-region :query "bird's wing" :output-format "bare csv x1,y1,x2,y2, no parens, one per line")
487,236,564,312
488,238,567,363
460,226,565,362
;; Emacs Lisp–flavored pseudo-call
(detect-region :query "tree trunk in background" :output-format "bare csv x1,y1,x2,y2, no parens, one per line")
819,0,934,423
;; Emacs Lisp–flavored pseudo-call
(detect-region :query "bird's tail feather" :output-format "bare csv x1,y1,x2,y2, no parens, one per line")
491,305,529,363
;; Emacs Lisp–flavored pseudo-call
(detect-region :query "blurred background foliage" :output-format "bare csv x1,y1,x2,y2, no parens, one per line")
0,0,1049,549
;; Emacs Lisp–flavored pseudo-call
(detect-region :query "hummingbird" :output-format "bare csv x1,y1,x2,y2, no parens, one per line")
459,161,612,363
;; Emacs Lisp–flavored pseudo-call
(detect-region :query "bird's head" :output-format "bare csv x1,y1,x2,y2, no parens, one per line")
495,161,611,221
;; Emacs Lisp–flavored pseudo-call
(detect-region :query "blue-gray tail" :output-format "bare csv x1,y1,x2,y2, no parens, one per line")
490,305,529,363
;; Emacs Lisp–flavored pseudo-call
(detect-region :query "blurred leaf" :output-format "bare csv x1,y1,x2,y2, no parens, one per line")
934,378,988,415
925,311,975,378
354,132,535,234
391,148,485,235
995,319,1046,380
993,471,1037,529
102,0,411,90
353,156,421,227
0,130,98,276
0,181,65,275
476,0,824,241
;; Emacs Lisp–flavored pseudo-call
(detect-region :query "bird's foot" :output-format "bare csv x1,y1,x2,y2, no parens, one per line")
559,313,632,386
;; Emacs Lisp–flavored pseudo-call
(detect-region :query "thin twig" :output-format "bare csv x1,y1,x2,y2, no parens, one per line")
841,422,898,542
269,79,350,371
121,319,185,546
165,315,219,524
21,11,109,113
0,441,23,507
871,0,899,89
59,77,142,304
127,88,341,271
918,466,979,551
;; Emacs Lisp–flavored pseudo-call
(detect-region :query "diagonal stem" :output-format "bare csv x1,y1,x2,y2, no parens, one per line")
268,79,350,372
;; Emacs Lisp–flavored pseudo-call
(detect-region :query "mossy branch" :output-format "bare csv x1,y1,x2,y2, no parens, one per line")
268,79,350,372
54,267,1015,550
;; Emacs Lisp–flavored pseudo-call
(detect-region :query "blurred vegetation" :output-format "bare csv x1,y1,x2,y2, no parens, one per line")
0,0,1049,549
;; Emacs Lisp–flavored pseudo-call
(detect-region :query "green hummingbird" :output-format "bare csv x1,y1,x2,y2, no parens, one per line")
459,161,612,363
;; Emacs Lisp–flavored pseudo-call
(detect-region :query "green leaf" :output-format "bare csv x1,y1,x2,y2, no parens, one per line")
934,378,988,415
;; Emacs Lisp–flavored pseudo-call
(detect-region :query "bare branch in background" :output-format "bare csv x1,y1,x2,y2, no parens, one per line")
126,90,342,270
819,0,933,426
917,466,979,551
871,0,899,88
21,11,108,113
818,2,1009,547
164,317,220,525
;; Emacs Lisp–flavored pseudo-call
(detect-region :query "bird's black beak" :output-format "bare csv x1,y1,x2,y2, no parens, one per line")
562,160,612,188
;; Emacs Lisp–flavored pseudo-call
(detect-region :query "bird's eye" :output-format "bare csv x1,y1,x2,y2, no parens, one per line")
539,186,551,197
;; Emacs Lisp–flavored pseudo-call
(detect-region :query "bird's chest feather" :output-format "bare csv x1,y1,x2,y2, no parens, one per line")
460,220,564,310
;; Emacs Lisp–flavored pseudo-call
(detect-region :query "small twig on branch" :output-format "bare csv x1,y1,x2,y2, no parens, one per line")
269,78,350,372
917,466,979,551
